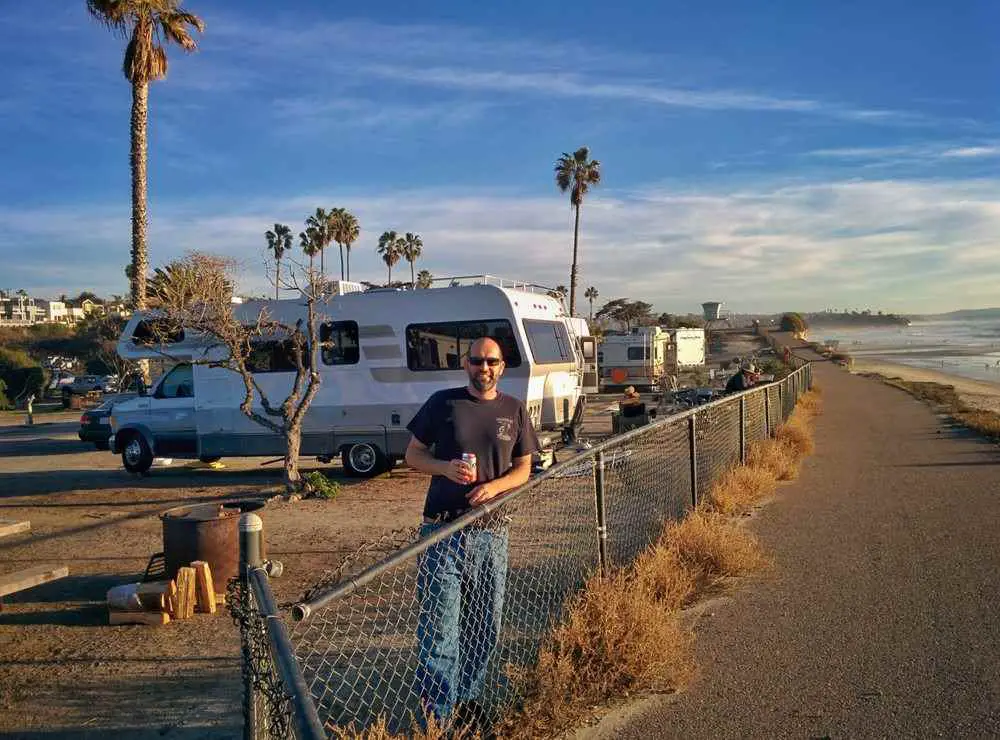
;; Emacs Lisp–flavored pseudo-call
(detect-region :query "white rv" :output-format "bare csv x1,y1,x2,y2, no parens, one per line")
109,278,592,477
665,327,706,369
597,326,670,391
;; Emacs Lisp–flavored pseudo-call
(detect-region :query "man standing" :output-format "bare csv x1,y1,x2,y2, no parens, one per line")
725,360,758,393
405,337,540,728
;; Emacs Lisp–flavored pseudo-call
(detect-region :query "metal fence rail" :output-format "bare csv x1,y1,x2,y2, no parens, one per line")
235,356,813,738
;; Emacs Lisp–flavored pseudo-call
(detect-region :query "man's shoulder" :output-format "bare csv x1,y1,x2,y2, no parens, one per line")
426,387,468,403
496,392,528,413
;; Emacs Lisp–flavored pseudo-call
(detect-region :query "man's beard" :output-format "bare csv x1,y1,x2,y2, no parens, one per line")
471,373,497,392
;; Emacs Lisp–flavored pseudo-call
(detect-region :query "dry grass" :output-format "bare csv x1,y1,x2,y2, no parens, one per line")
747,438,799,481
704,464,779,516
775,413,815,457
632,544,700,610
500,572,696,739
882,378,1000,442
660,510,767,585
330,714,455,739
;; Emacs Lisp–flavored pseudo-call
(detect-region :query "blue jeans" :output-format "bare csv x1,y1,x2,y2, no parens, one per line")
416,522,509,723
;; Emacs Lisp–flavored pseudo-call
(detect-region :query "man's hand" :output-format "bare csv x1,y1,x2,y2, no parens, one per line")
442,459,475,485
466,481,500,507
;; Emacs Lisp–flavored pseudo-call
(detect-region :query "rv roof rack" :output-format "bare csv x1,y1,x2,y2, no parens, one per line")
428,274,558,295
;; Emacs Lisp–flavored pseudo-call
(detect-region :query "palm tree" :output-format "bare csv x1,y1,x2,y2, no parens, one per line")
584,286,599,321
304,208,332,277
377,230,402,285
416,269,433,289
554,146,602,316
401,232,423,288
300,226,321,273
87,1,205,311
329,208,361,281
265,223,292,300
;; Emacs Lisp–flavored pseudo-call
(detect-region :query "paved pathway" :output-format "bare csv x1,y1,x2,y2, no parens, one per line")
605,343,1000,738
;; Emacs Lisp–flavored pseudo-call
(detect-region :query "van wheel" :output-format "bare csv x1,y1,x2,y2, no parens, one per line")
121,432,153,474
342,443,388,478
199,455,222,464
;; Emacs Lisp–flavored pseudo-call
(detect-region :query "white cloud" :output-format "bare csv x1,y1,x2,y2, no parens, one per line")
3,177,1000,314
808,142,1000,165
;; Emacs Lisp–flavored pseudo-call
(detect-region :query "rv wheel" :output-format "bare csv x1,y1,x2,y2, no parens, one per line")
121,432,153,474
342,442,388,478
199,455,222,464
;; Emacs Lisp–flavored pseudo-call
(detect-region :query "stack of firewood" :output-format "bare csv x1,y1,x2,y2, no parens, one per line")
107,561,224,626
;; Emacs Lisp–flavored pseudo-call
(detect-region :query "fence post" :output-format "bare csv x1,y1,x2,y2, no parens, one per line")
763,388,771,438
240,513,264,740
739,396,746,465
593,451,609,577
778,382,784,421
689,414,698,508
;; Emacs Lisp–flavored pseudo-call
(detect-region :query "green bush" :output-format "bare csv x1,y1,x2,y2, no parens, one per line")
779,312,808,334
303,470,342,499
0,378,10,410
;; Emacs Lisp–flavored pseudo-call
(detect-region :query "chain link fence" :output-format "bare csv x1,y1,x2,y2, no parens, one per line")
232,358,813,738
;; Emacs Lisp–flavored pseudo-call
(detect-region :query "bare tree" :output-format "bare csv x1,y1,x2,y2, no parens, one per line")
149,251,328,493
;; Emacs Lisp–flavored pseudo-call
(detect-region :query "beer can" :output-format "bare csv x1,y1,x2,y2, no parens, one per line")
461,452,477,481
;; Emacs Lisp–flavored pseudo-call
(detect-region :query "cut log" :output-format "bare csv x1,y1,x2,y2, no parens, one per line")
109,610,170,626
215,592,226,607
137,580,176,613
191,561,217,614
0,520,30,539
0,565,69,598
175,567,196,620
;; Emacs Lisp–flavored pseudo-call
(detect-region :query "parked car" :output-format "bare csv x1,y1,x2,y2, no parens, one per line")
78,393,138,450
79,400,114,450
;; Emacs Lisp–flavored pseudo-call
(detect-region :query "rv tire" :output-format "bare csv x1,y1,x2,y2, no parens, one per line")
199,455,222,464
342,442,388,478
121,432,153,474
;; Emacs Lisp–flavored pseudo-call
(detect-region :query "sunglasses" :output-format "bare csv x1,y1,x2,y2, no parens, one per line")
468,356,502,367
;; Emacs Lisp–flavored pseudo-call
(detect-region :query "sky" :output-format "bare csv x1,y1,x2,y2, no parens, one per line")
1,0,999,315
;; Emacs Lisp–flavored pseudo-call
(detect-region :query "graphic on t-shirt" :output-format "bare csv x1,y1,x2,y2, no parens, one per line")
496,417,514,442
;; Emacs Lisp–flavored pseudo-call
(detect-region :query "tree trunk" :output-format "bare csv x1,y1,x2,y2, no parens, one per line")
339,245,345,281
284,422,301,492
275,257,280,300
410,260,415,289
320,247,325,277
388,264,392,285
346,246,351,280
589,300,593,322
130,81,149,311
569,203,581,316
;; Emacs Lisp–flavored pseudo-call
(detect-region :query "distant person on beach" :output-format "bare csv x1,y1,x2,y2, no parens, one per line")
726,361,758,393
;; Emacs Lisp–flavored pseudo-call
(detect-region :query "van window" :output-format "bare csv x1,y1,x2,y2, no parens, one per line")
320,321,360,365
627,346,648,361
156,363,194,399
132,318,184,346
522,320,573,364
406,320,522,371
246,339,309,373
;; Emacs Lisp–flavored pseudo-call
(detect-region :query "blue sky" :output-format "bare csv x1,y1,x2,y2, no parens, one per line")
2,0,999,314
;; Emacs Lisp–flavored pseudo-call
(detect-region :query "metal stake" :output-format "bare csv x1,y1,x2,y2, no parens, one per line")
594,451,609,577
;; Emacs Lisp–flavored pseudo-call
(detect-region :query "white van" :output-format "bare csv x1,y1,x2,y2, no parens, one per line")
110,278,593,476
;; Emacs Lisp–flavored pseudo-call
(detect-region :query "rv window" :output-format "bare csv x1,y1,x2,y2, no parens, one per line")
522,320,573,364
132,318,185,346
320,321,360,365
246,339,309,373
627,346,648,361
406,320,522,371
156,363,193,399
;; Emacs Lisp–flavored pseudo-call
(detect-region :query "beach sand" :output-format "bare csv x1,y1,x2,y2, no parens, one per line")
852,359,1000,415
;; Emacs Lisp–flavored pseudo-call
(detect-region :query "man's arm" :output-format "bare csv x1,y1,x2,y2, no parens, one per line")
405,437,474,485
467,454,533,506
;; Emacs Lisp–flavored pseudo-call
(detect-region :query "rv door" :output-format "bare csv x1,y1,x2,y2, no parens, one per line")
579,336,599,394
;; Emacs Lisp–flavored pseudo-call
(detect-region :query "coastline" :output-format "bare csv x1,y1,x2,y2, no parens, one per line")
851,358,1000,415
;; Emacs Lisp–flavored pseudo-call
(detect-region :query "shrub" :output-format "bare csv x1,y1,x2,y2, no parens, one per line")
704,465,779,516
661,510,767,587
303,471,342,499
779,312,808,334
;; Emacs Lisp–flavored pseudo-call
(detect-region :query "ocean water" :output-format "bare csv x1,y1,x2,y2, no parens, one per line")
817,318,1000,385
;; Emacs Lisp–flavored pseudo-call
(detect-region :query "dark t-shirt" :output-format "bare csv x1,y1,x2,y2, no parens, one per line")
407,387,541,519
725,372,753,393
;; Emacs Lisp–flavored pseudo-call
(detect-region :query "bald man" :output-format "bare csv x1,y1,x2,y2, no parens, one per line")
405,336,540,729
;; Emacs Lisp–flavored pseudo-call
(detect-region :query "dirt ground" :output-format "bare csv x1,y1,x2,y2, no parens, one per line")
0,330,762,738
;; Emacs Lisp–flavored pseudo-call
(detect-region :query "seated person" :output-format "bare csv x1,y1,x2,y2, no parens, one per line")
619,386,646,417
725,362,757,393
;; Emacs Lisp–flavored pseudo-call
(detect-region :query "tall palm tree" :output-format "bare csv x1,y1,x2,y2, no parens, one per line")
377,230,402,285
265,223,292,300
554,146,602,317
416,269,433,289
584,286,599,321
401,232,423,288
87,1,205,311
329,208,361,281
304,208,332,277
300,226,321,274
